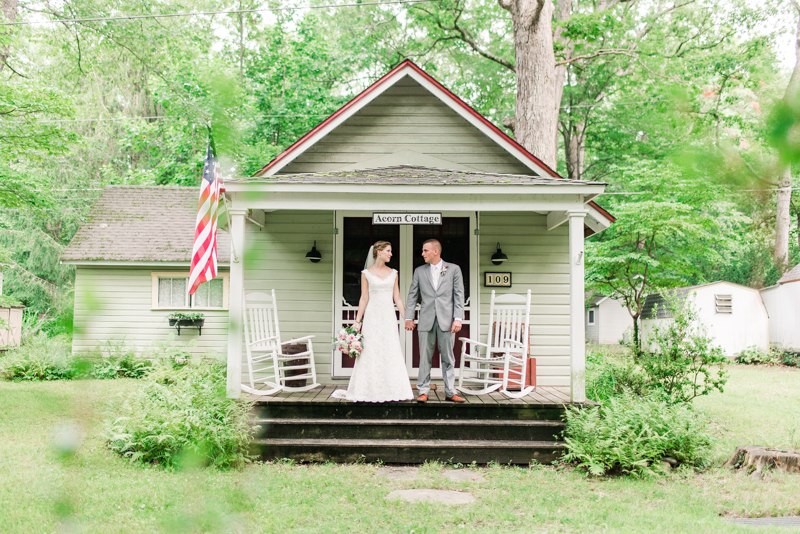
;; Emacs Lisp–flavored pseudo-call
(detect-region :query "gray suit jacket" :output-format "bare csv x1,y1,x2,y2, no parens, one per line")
405,261,465,332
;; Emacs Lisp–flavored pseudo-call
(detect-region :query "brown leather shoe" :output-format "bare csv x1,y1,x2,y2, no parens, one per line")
417,393,428,403
446,394,466,403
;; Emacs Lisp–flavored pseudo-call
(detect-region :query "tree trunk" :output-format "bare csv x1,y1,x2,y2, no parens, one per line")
500,0,559,169
632,313,641,358
776,4,800,271
776,165,792,269
562,120,586,181
0,0,18,73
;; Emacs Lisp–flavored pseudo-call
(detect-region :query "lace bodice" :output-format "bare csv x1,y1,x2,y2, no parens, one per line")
364,269,396,306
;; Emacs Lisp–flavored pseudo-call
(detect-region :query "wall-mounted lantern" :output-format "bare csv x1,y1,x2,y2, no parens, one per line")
306,241,322,263
491,243,508,265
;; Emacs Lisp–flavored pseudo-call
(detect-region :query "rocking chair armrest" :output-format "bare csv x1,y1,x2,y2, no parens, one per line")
501,339,526,348
281,335,316,345
250,334,280,345
460,338,489,349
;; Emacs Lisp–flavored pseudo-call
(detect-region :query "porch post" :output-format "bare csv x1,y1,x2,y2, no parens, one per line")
568,210,587,403
226,209,247,399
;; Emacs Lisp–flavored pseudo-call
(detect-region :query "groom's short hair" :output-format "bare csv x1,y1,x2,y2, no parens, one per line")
422,239,441,253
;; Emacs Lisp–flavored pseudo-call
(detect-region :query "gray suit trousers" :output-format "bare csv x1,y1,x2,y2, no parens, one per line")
417,318,456,398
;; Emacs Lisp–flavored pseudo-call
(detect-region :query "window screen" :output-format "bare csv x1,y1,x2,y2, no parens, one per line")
158,278,188,307
192,278,224,308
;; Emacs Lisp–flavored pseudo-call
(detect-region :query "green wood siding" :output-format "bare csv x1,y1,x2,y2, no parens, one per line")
72,267,229,357
478,212,570,387
278,76,535,175
242,211,335,382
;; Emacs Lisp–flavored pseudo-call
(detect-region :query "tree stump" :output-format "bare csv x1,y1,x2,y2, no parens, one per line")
725,446,800,478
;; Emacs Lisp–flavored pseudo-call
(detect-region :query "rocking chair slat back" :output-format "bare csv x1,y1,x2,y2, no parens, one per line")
457,290,534,398
242,290,321,396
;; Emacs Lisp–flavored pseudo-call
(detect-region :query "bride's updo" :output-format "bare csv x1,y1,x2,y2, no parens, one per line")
373,241,391,259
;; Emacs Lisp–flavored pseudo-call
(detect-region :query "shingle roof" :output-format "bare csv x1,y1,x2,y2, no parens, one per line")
232,165,602,186
62,186,230,263
778,263,800,285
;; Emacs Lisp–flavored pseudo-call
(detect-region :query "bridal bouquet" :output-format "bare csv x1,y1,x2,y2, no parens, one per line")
335,327,364,358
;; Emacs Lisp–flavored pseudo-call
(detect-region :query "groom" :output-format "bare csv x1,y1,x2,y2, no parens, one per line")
405,239,466,403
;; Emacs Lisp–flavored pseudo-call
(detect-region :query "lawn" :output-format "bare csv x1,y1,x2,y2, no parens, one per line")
1,365,799,534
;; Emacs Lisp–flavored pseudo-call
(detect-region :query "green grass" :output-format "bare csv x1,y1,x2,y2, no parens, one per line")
1,366,799,533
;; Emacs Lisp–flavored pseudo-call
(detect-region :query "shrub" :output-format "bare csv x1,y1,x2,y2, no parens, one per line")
563,392,713,478
735,346,779,365
0,334,77,380
90,341,153,379
641,298,728,403
105,358,257,469
782,351,800,367
586,349,649,402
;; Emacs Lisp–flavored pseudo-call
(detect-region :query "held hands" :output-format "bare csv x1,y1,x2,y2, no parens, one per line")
404,320,416,331
451,320,462,334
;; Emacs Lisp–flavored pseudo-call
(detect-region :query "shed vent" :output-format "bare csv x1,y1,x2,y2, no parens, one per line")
715,294,732,313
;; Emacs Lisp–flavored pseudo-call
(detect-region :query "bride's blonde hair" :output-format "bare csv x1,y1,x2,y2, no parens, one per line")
373,241,391,259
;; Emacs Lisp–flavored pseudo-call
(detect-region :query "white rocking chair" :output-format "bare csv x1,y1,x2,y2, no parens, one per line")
240,290,320,396
457,290,535,399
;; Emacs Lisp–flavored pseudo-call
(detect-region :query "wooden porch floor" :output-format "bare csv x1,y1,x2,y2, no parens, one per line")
242,384,574,405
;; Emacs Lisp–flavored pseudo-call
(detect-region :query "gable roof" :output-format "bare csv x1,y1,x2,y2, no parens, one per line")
778,263,800,285
641,281,763,319
61,186,230,264
253,60,559,178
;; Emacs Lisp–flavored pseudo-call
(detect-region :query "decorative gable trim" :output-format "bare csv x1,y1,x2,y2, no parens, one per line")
253,60,558,178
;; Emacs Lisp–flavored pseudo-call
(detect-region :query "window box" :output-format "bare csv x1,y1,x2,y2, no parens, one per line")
167,313,205,335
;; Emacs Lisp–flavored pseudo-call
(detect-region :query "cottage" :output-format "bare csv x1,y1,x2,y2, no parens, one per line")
63,60,614,405
61,187,231,357
640,281,769,356
585,294,632,346
760,264,800,351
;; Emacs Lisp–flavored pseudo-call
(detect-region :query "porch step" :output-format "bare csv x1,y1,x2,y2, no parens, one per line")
253,401,566,422
253,438,566,465
253,417,565,441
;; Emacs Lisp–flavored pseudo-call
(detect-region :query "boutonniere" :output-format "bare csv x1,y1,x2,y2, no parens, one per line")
441,265,449,277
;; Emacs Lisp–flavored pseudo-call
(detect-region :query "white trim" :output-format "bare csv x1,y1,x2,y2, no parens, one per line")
587,308,596,325
227,183,606,196
150,271,230,311
569,210,587,403
230,192,589,213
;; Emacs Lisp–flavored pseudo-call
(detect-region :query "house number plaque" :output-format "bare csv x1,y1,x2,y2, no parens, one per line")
484,272,512,287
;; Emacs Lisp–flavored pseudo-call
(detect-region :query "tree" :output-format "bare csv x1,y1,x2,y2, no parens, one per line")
585,161,741,354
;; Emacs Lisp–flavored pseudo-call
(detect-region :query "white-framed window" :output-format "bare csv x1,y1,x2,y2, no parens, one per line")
715,294,732,314
587,308,596,325
151,272,229,310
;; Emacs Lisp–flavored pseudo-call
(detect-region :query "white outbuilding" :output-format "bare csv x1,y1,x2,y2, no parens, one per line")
585,294,633,346
640,281,769,357
760,264,800,351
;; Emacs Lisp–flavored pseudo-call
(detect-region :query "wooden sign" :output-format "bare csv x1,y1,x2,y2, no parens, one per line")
484,272,512,287
372,213,442,225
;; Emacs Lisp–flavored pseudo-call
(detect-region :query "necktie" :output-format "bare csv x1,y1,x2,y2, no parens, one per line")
432,264,439,290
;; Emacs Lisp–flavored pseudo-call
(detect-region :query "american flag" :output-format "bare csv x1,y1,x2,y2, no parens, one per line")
188,141,224,295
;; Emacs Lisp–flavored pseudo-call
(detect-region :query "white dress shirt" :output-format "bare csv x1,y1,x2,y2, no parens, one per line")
430,259,461,322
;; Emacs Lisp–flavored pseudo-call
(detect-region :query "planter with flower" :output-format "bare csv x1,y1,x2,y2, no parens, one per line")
167,312,205,335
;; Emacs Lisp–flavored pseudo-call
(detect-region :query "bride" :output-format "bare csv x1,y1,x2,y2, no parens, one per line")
335,241,414,402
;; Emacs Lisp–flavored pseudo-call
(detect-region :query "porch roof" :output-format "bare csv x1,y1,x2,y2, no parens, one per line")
231,165,602,187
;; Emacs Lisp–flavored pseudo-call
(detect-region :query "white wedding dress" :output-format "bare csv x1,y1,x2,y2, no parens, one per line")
336,269,414,402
